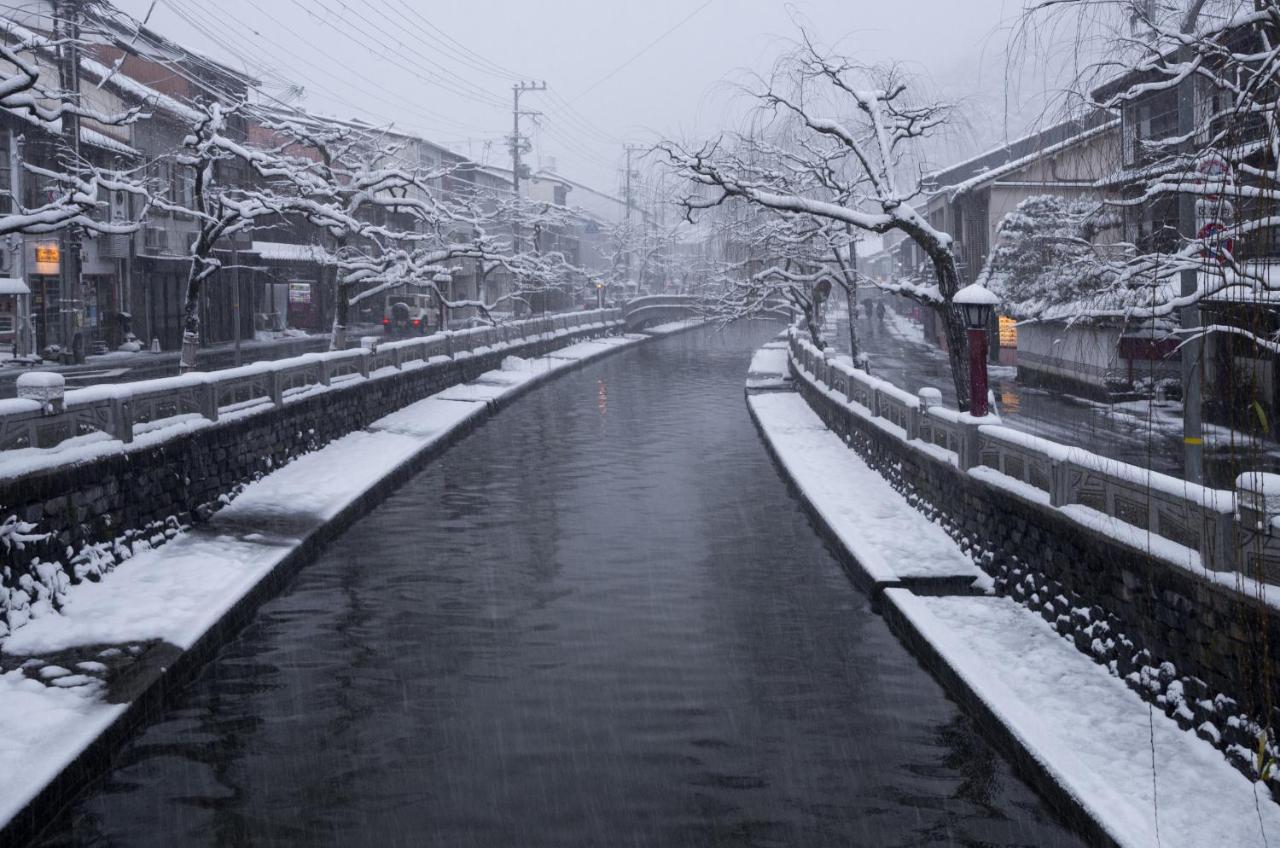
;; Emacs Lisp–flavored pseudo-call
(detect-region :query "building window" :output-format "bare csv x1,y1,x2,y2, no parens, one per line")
999,315,1018,347
0,140,11,215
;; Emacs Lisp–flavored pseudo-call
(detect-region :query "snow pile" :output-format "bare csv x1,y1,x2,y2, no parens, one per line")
0,668,124,830
748,391,981,585
887,591,1280,848
501,355,535,372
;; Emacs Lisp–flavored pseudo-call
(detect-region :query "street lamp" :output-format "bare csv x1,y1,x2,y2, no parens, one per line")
953,283,999,417
595,280,605,309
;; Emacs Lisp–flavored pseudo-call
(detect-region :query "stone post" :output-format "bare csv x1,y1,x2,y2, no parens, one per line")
109,398,134,443
1049,460,1072,507
957,417,983,471
200,381,219,423
17,371,65,414
266,370,283,407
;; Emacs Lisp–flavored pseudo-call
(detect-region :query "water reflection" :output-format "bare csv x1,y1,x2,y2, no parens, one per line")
35,324,1082,847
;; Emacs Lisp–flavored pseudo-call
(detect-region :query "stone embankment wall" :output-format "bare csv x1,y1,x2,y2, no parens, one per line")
787,334,1280,792
0,321,619,636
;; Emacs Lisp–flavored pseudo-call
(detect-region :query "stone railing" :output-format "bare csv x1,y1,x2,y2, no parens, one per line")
788,330,1242,576
0,309,621,455
621,294,699,314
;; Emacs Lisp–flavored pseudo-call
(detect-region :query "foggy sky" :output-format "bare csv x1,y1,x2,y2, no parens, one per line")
111,0,1034,198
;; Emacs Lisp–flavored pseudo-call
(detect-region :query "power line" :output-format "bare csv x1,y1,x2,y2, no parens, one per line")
367,0,628,150
94,1,624,185
159,0,499,134
560,0,716,106
379,0,525,83
288,0,508,109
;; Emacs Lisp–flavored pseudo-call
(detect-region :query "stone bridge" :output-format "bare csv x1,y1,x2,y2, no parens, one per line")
622,295,700,332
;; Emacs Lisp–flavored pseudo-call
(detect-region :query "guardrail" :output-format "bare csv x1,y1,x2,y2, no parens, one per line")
0,309,621,454
787,329,1240,574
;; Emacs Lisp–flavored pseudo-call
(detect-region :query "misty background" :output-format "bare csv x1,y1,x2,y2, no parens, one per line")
110,0,1074,215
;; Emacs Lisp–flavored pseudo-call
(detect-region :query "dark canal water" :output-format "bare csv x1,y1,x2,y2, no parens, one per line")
36,323,1084,847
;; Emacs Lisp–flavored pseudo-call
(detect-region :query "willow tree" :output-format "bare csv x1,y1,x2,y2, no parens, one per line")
661,32,972,407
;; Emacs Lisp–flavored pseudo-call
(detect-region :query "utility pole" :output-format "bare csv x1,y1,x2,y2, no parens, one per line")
623,144,644,291
509,81,546,252
232,248,241,367
9,132,29,357
53,0,84,363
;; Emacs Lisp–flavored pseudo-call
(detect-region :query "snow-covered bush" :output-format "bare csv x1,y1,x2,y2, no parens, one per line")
982,194,1129,320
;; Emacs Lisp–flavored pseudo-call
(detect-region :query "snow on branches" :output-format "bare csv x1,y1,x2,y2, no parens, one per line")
660,30,975,407
982,195,1132,321
1021,1,1280,339
0,21,147,239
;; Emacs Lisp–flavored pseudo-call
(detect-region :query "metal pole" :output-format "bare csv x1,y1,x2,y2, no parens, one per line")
232,249,241,366
1178,44,1203,482
9,131,29,357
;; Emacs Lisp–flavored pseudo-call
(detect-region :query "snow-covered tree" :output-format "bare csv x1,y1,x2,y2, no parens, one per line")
0,22,147,237
690,206,842,349
981,194,1129,319
163,101,278,371
661,31,975,406
250,115,468,349
1018,1,1280,341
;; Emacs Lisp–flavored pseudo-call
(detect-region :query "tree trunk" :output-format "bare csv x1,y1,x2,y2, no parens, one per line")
840,280,860,366
806,313,824,349
933,256,972,411
330,281,350,351
179,263,205,373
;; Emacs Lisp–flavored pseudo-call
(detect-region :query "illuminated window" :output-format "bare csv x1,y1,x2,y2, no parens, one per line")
998,315,1018,347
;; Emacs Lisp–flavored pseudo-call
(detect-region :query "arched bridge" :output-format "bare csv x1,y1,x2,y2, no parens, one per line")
622,295,701,332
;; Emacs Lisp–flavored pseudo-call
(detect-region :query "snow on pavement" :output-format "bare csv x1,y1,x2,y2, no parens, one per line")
642,319,704,335
543,336,644,361
746,343,790,391
0,670,125,832
887,590,1280,848
748,390,981,585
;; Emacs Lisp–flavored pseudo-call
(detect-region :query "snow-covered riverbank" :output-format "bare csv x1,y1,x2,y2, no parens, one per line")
0,331,670,842
745,337,1280,848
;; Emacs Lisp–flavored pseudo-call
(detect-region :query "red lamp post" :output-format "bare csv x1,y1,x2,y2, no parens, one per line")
953,283,1000,417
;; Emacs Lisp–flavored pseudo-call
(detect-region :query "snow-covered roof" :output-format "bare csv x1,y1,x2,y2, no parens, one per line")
948,120,1119,199
78,54,204,123
1093,137,1272,189
251,241,336,265
80,126,139,158
0,18,205,125
534,170,626,207
926,112,1116,194
254,107,471,165
0,277,30,295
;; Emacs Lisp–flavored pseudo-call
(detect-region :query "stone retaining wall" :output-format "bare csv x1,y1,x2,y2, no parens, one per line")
790,350,1280,791
0,325,618,636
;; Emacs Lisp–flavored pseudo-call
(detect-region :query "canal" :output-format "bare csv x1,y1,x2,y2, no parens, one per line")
35,323,1084,847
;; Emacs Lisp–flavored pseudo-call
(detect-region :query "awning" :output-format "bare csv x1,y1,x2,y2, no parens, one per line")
0,277,30,295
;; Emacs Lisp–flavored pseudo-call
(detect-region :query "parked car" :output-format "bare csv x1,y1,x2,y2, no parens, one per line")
383,293,434,336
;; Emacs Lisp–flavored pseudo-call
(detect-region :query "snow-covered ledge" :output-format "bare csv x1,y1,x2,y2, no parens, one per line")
777,329,1280,805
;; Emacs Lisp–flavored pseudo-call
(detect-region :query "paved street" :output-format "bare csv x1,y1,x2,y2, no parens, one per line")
831,303,1280,485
